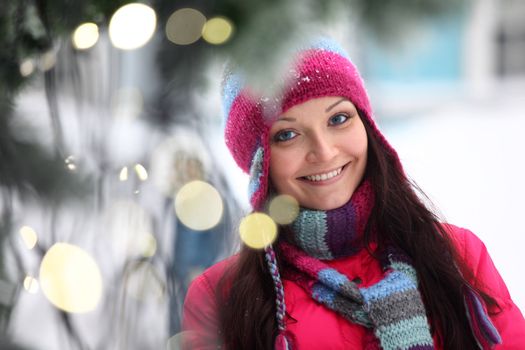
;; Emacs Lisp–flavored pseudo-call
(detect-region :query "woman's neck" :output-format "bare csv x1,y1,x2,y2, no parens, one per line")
284,180,374,260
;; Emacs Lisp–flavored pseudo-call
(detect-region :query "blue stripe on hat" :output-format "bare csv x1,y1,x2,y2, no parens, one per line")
248,146,264,199
309,37,350,59
221,69,245,119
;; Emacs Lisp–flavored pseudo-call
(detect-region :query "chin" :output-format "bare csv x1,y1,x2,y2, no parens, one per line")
304,195,352,211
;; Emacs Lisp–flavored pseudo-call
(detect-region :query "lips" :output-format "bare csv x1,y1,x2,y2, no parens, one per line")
300,164,347,182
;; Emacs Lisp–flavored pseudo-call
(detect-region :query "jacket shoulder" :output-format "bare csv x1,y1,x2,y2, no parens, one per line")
441,224,525,347
202,254,238,286
441,223,508,296
182,254,239,348
187,253,239,300
441,223,485,260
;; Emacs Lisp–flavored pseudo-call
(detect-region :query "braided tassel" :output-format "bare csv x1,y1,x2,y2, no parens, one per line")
275,332,292,350
464,286,501,349
265,245,294,349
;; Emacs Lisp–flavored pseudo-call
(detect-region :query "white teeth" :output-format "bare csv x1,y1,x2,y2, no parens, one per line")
305,167,342,182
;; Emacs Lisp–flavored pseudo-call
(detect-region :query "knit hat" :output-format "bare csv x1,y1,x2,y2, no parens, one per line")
222,37,403,211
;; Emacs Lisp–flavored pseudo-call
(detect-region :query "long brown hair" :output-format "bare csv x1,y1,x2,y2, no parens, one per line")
217,114,498,349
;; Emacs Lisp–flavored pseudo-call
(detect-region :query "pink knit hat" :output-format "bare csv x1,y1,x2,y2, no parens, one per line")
222,38,402,210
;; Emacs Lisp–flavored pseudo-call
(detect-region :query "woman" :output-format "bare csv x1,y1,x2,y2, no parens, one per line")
182,39,525,349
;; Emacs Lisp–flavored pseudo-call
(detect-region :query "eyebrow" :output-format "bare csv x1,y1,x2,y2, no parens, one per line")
325,98,348,112
274,116,296,123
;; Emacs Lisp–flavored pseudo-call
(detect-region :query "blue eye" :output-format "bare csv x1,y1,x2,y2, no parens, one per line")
274,130,297,142
329,113,349,126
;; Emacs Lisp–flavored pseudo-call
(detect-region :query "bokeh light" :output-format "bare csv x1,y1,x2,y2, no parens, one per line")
119,166,128,181
23,276,39,294
165,8,206,45
174,180,223,231
149,130,212,197
239,213,277,249
39,243,103,313
109,3,157,50
38,51,56,71
65,155,77,171
134,164,148,181
19,226,38,249
141,232,157,257
269,194,299,225
19,59,35,77
202,17,234,45
72,22,99,50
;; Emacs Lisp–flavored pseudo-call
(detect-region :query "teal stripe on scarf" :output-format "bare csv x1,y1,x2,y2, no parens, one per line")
293,210,331,259
374,316,435,350
390,261,418,283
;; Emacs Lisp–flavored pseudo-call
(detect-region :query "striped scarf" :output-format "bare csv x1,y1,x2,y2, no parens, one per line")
276,180,501,349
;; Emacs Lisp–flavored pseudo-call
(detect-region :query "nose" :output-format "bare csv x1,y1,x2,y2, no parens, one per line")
305,131,338,163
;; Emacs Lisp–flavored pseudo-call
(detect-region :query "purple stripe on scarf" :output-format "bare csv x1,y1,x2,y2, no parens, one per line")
326,203,359,258
324,181,374,258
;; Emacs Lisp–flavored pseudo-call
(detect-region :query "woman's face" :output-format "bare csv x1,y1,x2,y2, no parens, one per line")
269,96,368,210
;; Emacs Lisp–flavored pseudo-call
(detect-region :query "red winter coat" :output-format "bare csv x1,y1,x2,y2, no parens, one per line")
182,225,525,349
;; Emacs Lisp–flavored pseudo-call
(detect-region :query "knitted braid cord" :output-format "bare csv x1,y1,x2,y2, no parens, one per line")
265,245,293,350
264,246,286,331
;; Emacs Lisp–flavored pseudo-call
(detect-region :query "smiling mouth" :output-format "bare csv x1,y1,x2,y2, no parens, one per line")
300,164,347,182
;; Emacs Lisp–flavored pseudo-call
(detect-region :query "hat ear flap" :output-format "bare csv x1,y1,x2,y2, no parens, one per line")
248,131,271,210
248,146,264,199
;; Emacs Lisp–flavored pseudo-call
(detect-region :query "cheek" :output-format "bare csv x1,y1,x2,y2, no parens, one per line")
357,138,368,160
352,125,368,159
269,147,296,185
339,131,368,160
355,140,368,174
357,136,368,175
269,149,284,181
